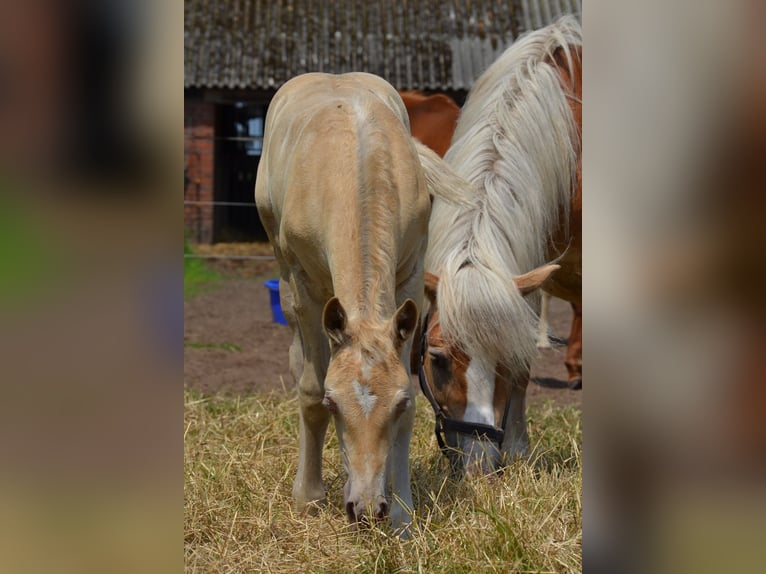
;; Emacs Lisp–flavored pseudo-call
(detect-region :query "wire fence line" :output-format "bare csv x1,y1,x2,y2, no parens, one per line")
184,253,275,261
184,198,274,261
184,200,257,207
186,135,264,143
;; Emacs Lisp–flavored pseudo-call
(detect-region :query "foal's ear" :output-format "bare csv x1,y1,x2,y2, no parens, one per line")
323,297,350,350
423,272,439,306
392,299,419,346
513,264,560,296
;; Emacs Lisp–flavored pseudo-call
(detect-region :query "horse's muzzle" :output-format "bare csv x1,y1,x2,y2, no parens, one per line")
461,435,502,476
345,495,389,525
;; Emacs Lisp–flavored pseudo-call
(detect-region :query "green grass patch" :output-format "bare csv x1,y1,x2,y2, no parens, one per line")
0,196,60,307
185,389,582,573
184,240,221,299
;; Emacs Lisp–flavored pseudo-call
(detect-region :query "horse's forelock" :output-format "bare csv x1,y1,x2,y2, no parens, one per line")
437,255,539,374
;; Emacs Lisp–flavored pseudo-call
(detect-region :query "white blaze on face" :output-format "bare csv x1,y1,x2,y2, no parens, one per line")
361,360,372,381
353,379,378,417
464,356,496,426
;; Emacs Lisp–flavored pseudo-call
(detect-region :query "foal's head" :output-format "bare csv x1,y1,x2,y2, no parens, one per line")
321,297,418,525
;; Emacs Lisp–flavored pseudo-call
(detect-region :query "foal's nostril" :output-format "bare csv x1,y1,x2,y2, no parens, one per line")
345,501,357,522
374,500,389,521
346,498,388,524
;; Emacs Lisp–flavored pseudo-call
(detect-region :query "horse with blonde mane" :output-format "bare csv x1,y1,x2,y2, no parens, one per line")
417,16,582,474
255,73,430,532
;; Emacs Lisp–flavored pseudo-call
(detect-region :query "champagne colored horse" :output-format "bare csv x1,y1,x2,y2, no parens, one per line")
418,16,582,474
255,73,430,531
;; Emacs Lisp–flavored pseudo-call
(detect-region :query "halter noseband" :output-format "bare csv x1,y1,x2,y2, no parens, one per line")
417,313,510,457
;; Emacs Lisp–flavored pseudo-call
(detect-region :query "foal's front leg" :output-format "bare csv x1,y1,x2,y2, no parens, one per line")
293,381,330,512
289,296,331,512
388,398,415,534
389,338,417,533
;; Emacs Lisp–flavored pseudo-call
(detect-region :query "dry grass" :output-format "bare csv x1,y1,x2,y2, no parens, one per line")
187,242,280,282
191,242,277,258
184,388,581,573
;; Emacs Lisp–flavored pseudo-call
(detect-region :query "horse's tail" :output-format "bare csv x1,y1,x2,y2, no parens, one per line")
414,141,478,208
437,239,540,375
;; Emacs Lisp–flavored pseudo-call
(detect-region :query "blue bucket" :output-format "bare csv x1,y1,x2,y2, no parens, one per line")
264,279,287,325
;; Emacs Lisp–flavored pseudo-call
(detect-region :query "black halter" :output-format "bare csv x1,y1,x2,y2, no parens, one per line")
417,313,509,456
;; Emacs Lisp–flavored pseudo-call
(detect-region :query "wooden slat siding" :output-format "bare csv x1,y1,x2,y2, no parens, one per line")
407,27,414,89
388,4,394,81
403,2,413,88
281,26,288,84
277,4,286,82
253,0,262,84
184,0,580,91
231,1,240,87
366,4,375,74
531,0,544,30
298,1,308,73
550,0,563,26
541,0,553,29
520,0,533,33
481,37,492,79
426,34,435,90
349,1,358,71
472,37,484,86
276,2,285,84
452,37,468,91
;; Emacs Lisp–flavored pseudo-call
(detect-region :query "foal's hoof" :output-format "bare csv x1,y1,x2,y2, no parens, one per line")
569,378,582,390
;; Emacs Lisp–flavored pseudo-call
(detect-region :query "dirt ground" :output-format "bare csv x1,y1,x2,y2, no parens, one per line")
184,248,581,408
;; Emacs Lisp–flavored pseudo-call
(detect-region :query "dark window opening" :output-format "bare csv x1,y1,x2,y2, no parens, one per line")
214,101,269,242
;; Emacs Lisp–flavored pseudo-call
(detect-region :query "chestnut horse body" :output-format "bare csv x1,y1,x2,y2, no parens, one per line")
255,73,430,530
419,16,582,474
398,91,460,157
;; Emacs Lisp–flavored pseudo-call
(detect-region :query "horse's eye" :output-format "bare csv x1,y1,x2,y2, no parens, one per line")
394,396,411,418
428,349,450,371
322,394,338,414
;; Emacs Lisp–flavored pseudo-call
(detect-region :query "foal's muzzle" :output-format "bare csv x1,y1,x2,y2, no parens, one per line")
345,495,389,525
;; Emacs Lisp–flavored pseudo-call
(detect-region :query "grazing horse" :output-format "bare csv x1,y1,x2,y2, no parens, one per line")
400,87,582,388
398,91,460,157
417,16,582,474
255,73,430,531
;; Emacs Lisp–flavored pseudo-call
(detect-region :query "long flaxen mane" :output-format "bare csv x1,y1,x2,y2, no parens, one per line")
425,16,582,374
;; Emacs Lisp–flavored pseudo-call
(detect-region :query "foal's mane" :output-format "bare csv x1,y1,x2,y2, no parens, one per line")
425,16,582,373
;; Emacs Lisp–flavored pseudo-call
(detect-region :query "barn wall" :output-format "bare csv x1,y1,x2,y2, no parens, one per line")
184,100,216,243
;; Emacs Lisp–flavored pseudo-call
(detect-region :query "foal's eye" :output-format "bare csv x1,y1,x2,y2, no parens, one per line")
394,397,411,417
322,395,338,414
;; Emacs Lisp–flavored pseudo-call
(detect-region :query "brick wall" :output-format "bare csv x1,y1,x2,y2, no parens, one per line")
184,100,215,243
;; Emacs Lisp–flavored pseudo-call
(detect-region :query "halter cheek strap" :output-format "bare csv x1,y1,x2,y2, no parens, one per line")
417,313,509,456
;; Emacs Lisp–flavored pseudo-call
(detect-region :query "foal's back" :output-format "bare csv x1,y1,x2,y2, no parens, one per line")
257,73,429,303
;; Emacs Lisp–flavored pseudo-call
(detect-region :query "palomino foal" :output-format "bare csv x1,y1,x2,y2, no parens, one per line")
255,73,430,531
